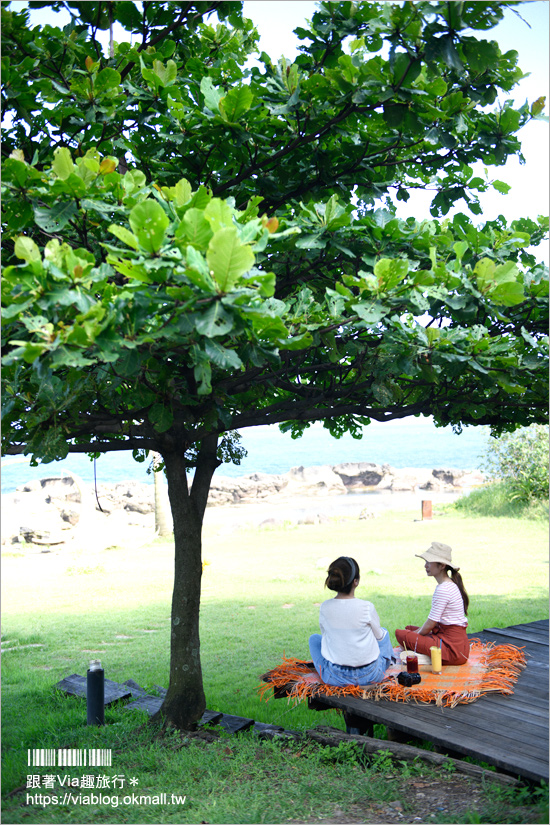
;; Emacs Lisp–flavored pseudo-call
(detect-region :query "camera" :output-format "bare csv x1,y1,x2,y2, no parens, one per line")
397,671,422,687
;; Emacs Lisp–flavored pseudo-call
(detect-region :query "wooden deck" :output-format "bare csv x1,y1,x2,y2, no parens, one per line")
305,620,549,783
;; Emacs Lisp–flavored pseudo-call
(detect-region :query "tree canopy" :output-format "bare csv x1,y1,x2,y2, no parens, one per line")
2,0,548,729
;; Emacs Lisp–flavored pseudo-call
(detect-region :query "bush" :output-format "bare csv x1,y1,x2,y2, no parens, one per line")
455,482,549,520
482,425,549,504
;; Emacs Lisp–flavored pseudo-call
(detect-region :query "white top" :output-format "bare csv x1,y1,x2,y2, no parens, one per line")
319,597,385,666
428,580,468,627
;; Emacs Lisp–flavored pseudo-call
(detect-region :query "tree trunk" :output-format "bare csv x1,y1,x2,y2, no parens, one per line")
153,452,173,537
153,436,220,730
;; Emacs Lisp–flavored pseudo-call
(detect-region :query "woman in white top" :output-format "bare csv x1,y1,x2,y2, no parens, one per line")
309,556,394,686
395,542,470,665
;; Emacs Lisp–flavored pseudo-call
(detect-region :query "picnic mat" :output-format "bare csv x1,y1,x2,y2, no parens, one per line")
259,641,527,708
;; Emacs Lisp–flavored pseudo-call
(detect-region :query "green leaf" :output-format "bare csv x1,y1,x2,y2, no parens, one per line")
324,195,350,230
204,199,234,233
149,403,174,433
200,76,222,113
94,67,121,94
453,241,469,262
206,227,255,291
352,303,387,325
176,209,213,248
195,303,235,337
108,224,139,250
204,339,242,369
5,341,47,363
219,85,254,123
440,35,464,72
34,202,78,232
278,331,314,350
474,258,496,288
492,180,511,195
52,147,74,180
108,258,153,282
493,261,519,284
184,246,217,292
193,359,212,395
152,59,177,87
490,281,525,306
175,178,192,207
129,200,170,254
374,258,408,289
14,236,41,263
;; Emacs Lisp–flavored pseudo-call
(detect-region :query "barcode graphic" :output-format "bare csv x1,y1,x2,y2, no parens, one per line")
28,749,112,767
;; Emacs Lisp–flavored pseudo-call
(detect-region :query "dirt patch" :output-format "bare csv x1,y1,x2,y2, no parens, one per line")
288,771,540,824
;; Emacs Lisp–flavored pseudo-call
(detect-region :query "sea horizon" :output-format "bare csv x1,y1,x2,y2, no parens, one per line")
1,417,491,495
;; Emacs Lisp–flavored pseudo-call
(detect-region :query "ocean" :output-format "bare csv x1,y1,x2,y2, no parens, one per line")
1,417,491,494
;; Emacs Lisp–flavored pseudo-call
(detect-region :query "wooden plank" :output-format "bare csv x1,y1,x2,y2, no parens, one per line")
498,620,550,636
483,627,550,645
475,696,549,725
308,726,520,786
124,695,163,715
122,679,148,697
252,722,285,734
216,713,254,734
309,684,548,745
54,674,132,706
311,694,547,781
201,710,223,727
332,698,548,759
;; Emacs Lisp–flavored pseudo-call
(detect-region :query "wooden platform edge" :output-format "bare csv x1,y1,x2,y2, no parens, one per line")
306,725,520,787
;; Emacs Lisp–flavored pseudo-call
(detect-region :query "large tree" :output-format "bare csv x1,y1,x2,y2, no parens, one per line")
2,1,548,730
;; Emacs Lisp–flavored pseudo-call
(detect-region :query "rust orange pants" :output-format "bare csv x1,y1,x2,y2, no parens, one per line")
395,624,470,666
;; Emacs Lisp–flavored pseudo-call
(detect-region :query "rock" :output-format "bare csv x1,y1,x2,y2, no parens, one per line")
285,465,347,496
208,472,288,505
432,468,460,485
259,518,286,529
387,467,435,491
297,513,330,525
333,462,385,489
17,476,82,503
3,473,90,546
2,462,486,546
95,481,154,514
359,508,380,520
433,468,485,488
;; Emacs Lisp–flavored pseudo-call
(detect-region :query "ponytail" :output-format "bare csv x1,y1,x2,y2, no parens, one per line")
445,565,469,615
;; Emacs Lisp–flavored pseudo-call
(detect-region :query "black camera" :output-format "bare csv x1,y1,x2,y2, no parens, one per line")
397,671,422,687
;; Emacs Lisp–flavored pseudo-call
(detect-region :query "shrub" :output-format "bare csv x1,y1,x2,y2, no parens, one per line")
482,425,549,504
455,482,549,519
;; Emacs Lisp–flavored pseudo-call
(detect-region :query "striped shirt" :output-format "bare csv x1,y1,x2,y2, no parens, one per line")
428,580,467,627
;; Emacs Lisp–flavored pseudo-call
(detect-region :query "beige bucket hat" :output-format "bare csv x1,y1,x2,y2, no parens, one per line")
415,541,453,566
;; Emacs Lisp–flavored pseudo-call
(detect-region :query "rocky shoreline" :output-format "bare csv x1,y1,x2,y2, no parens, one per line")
2,462,484,548
207,462,483,505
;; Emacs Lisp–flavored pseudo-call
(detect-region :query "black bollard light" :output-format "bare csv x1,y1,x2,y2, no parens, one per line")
86,659,105,726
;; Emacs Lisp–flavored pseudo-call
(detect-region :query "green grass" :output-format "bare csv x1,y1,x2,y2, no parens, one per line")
2,506,548,823
454,482,550,520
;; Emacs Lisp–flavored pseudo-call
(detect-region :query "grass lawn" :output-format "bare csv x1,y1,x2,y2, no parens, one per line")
2,503,548,823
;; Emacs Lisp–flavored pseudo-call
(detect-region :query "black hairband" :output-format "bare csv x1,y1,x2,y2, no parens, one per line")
342,556,357,586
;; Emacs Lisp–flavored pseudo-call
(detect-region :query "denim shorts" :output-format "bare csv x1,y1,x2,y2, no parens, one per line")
308,630,394,687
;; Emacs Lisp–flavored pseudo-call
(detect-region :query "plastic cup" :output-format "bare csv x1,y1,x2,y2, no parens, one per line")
430,646,442,674
406,654,418,673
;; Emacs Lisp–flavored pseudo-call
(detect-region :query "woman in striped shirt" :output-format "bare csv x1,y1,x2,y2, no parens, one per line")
395,542,470,666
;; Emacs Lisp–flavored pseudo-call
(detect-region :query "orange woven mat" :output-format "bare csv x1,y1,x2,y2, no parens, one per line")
259,640,527,709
